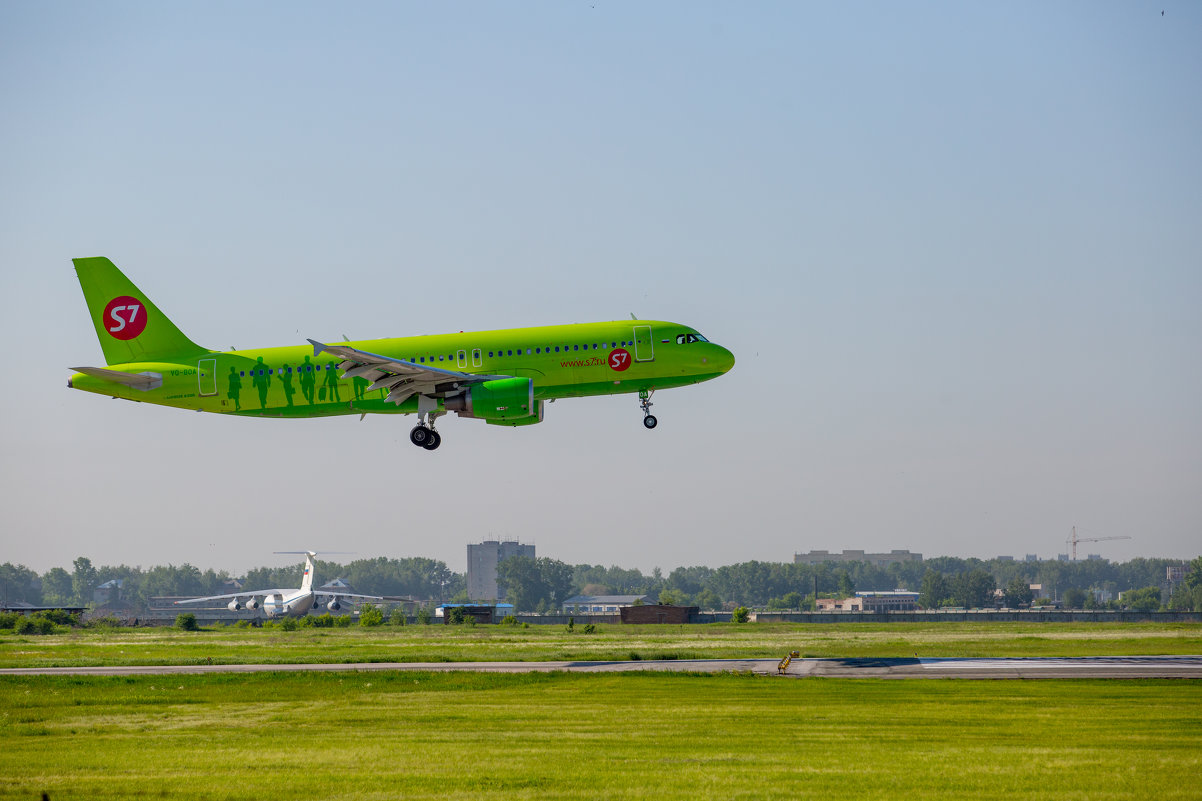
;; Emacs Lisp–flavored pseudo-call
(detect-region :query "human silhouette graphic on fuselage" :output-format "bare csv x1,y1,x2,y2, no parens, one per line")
323,363,341,402
227,366,242,411
252,357,272,409
299,356,316,404
280,364,295,408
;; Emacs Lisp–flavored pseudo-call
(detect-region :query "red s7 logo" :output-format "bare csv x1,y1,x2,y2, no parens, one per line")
609,348,631,372
103,296,147,340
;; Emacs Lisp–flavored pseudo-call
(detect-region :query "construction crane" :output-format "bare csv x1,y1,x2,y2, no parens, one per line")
1066,526,1131,561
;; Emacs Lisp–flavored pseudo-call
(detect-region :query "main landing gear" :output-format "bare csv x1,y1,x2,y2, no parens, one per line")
410,412,442,450
639,389,657,429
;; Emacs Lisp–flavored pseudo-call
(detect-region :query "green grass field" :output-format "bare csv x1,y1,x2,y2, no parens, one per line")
3,623,1199,799
2,620,1201,668
2,672,1199,800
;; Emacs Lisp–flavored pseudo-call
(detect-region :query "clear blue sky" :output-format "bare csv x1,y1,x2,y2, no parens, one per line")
1,2,1199,575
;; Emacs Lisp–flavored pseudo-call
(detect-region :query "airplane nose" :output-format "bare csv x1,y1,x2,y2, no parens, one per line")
713,346,735,373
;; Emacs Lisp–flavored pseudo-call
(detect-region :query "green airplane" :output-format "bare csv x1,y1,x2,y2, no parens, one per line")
68,257,735,450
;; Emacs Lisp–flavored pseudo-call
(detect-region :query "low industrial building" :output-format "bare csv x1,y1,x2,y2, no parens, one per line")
794,549,922,566
856,590,919,612
436,603,513,624
562,594,648,614
620,604,698,624
816,591,920,612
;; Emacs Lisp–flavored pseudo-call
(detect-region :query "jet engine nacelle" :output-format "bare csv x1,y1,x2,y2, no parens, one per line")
227,599,242,612
445,377,541,424
245,598,260,611
486,400,543,426
326,598,342,611
263,594,283,617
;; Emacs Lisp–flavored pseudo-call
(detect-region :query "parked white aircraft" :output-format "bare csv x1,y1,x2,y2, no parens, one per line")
174,551,388,618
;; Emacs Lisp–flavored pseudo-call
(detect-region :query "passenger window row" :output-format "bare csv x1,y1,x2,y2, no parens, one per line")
481,340,632,359
235,335,658,376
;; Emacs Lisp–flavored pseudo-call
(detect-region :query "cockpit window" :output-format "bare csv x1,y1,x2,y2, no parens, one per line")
676,332,709,344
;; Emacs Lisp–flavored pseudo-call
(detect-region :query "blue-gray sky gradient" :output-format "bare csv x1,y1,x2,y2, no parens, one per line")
1,2,1198,575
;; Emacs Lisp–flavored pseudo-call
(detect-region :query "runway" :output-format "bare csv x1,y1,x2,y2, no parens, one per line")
3,655,1200,679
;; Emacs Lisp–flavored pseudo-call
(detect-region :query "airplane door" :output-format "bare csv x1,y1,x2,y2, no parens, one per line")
456,350,468,369
471,348,482,368
633,326,654,362
198,358,217,396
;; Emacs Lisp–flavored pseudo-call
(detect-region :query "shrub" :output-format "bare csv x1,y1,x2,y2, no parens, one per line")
582,623,596,634
233,619,253,629
174,613,199,631
334,615,352,627
416,608,433,625
390,609,407,626
86,616,122,629
359,604,385,627
731,606,750,624
1123,586,1163,613
280,617,299,631
767,592,803,611
39,608,79,626
15,615,56,635
0,611,20,630
500,614,518,626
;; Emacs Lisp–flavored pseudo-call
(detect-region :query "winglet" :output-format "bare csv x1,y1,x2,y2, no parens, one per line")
307,338,327,357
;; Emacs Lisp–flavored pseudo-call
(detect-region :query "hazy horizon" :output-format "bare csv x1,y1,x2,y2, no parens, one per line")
10,544,1195,581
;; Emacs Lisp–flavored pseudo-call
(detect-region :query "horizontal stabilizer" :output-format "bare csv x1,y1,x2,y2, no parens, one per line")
69,366,163,391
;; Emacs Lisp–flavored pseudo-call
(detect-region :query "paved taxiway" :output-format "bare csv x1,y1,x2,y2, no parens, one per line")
3,655,1200,679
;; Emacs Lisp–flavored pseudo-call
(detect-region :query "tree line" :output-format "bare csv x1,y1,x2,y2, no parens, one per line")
2,554,1198,613
0,556,464,612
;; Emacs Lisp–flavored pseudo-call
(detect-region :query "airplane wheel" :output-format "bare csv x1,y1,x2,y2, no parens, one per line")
643,415,658,429
410,425,431,447
423,430,442,450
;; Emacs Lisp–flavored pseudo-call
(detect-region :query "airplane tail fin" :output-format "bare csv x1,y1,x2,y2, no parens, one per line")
73,256,208,365
300,553,316,593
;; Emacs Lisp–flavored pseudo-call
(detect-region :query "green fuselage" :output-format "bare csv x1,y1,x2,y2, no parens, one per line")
69,320,735,418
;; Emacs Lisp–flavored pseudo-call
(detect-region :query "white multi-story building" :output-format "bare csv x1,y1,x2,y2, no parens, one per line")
466,540,534,601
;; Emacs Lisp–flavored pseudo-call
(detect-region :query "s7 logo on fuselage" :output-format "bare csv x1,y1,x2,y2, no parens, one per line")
103,296,146,340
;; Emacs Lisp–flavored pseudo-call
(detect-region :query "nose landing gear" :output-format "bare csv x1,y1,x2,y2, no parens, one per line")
639,389,657,429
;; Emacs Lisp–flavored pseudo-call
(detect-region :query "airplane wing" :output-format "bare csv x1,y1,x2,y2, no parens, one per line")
315,592,392,602
308,340,509,406
174,590,294,605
